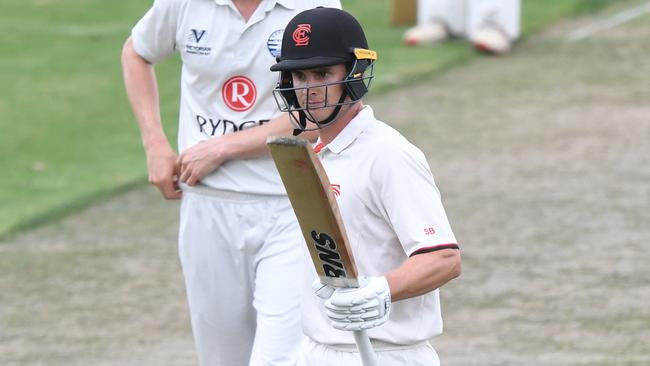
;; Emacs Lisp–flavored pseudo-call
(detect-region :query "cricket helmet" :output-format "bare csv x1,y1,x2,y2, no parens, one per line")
270,7,377,134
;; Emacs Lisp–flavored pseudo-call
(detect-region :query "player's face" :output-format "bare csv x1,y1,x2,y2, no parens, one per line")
291,64,347,122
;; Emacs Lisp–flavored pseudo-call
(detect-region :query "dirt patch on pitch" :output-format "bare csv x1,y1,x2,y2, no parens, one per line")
2,5,649,366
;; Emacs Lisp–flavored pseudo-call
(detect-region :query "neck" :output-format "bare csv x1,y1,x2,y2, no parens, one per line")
232,0,262,21
318,102,364,145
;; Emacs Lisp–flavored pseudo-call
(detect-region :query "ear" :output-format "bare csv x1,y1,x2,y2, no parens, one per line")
279,71,300,107
344,60,371,101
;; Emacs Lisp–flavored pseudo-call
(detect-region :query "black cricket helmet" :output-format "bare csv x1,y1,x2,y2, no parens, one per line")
270,7,377,134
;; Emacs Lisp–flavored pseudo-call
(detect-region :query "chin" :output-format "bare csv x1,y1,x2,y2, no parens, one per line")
306,107,335,122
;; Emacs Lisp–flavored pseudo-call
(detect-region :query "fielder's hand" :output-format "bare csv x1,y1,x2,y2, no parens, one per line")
177,138,228,186
146,144,182,200
325,276,391,331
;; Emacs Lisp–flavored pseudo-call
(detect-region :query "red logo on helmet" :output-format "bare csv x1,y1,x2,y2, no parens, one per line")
293,24,311,46
222,76,257,112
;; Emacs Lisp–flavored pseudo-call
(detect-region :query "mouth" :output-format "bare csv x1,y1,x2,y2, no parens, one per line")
306,100,327,108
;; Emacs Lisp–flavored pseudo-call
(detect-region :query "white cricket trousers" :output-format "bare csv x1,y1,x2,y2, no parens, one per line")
297,337,440,366
417,0,520,39
179,186,304,366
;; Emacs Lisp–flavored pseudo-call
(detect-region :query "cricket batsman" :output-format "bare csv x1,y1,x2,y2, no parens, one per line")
270,7,462,365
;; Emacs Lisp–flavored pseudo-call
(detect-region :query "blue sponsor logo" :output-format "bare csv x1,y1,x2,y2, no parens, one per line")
267,29,283,58
186,28,211,55
189,29,207,43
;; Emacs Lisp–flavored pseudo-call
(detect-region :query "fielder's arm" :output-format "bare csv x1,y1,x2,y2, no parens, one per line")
121,36,181,199
177,113,319,186
177,114,320,186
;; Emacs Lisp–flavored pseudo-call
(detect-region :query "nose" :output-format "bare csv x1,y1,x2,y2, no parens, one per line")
295,77,325,95
302,75,321,87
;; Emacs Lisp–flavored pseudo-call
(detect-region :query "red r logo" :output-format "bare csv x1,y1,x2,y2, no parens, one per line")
293,24,311,46
222,76,257,112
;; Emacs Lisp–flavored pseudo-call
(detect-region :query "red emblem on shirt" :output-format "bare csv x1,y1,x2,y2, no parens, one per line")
222,75,257,112
293,24,311,46
331,184,341,196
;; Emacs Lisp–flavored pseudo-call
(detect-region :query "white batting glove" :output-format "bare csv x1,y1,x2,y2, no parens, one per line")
312,278,336,299
324,276,391,331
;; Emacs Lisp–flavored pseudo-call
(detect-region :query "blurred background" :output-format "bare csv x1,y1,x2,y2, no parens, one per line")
1,0,648,365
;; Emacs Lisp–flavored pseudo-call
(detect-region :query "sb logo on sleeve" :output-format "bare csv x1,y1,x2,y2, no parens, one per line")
424,227,436,235
222,76,257,112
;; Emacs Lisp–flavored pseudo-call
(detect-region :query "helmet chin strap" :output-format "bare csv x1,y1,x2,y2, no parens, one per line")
292,91,348,136
292,111,309,136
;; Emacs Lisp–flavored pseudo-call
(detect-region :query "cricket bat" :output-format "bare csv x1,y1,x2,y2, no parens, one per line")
267,135,378,366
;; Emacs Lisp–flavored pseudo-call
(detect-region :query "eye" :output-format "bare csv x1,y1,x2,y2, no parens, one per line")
292,71,306,82
316,70,332,81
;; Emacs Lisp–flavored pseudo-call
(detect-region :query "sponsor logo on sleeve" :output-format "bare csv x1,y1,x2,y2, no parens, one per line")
424,227,436,235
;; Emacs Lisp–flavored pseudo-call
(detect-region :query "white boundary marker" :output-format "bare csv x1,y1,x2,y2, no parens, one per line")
567,1,650,41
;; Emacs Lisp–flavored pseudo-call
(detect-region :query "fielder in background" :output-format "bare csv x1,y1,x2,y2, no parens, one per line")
121,0,340,365
405,0,521,54
270,7,462,366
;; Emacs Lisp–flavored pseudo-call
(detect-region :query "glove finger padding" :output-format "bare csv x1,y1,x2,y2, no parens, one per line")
324,276,391,331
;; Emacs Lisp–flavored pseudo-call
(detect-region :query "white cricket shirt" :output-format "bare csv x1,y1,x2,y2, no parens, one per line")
303,106,458,345
131,0,340,194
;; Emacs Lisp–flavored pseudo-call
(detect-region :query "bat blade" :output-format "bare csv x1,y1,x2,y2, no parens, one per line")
267,136,359,288
268,136,379,366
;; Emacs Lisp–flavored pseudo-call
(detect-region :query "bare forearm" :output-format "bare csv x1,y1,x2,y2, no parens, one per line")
177,111,320,185
121,37,181,199
121,37,170,153
386,249,461,301
217,113,319,161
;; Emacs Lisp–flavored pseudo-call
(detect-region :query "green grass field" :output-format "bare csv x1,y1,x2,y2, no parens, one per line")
0,0,616,237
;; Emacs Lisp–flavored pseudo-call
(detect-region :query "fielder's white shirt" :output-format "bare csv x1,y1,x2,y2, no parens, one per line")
131,0,340,194
303,106,458,345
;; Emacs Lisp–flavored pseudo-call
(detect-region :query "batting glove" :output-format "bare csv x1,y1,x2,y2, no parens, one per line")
324,276,391,331
312,278,336,299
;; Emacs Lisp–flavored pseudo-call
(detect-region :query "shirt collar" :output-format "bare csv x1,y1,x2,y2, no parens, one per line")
320,106,375,155
269,0,296,10
213,0,296,11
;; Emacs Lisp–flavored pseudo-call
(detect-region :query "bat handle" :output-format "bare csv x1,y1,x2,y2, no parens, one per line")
353,330,379,366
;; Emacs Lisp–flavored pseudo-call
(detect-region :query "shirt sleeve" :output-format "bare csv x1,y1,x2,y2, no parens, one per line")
370,140,458,256
131,0,180,63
